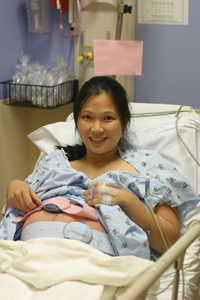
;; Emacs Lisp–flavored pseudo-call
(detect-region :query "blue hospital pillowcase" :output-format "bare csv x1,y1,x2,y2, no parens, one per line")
0,147,199,258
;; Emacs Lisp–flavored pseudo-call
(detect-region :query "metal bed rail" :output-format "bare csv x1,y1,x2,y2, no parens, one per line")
118,221,200,300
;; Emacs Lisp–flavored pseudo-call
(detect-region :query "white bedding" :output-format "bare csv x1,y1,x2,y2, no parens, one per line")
0,238,159,300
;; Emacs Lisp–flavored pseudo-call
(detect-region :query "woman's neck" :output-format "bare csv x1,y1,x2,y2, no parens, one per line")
82,150,120,167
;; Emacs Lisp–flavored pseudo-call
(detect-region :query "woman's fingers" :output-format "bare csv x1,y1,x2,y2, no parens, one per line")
9,191,33,212
7,180,42,212
30,190,43,207
21,191,38,212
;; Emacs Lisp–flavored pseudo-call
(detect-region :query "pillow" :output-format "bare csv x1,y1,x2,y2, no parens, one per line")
28,103,200,196
125,112,200,196
28,121,81,155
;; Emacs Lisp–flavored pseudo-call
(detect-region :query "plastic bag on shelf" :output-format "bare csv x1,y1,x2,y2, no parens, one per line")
11,52,74,108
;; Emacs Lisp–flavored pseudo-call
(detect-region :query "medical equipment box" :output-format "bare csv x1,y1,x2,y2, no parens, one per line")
1,79,78,109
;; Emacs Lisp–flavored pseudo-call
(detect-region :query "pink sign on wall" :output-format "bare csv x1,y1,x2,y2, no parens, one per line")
94,40,143,76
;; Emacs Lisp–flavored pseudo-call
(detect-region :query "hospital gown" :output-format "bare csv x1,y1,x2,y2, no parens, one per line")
0,147,199,259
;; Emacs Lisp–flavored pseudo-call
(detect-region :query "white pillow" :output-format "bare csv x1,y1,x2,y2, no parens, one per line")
28,121,81,155
126,113,200,196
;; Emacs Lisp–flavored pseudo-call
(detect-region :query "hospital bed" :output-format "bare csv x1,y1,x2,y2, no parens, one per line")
0,102,200,300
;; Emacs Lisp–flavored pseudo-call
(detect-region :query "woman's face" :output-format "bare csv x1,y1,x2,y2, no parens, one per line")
77,92,124,157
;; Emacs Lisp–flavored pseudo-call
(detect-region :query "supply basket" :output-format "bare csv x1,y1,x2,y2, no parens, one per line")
1,79,78,109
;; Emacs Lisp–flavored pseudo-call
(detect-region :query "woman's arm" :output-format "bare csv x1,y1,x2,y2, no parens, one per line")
119,191,180,253
6,180,43,213
84,183,180,254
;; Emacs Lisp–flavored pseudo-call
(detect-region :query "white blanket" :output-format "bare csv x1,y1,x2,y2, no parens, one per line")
0,238,159,300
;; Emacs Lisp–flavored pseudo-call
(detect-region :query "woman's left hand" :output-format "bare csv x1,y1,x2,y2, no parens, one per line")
84,181,129,206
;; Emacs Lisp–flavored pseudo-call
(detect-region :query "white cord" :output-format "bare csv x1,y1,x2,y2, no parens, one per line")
176,116,200,167
145,192,186,229
182,250,200,270
154,278,174,296
131,104,200,168
159,215,172,247
144,192,200,299
130,109,192,118
143,196,169,251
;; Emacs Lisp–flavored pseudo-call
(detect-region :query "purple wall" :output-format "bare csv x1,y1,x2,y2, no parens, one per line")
135,0,200,109
0,0,74,100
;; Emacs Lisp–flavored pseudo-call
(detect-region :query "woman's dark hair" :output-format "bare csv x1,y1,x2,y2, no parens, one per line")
60,76,131,161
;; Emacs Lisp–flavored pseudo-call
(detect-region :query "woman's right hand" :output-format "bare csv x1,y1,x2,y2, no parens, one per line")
7,180,43,212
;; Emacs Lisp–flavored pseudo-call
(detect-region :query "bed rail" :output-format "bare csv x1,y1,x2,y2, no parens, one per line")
118,221,200,300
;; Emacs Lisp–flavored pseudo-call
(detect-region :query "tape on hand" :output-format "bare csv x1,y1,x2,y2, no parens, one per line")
102,194,112,205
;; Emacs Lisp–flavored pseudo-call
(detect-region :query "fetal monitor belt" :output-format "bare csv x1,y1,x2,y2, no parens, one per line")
20,221,115,256
12,197,98,223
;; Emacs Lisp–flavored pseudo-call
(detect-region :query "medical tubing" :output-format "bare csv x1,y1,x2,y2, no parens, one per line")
175,105,200,167
157,241,200,298
145,193,200,291
176,116,200,167
154,264,185,297
144,205,151,236
130,104,200,169
182,248,200,270
159,215,172,247
145,192,186,229
143,197,169,251
174,104,194,118
130,109,191,118
155,222,200,287
154,279,174,296
59,0,81,39
154,264,185,298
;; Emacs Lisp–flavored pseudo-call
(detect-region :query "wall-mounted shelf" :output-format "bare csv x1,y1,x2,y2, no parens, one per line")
1,79,78,109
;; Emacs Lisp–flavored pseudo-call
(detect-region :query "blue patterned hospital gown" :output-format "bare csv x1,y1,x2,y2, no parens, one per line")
0,147,199,259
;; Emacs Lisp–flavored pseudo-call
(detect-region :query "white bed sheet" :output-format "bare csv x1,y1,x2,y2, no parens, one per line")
0,238,158,300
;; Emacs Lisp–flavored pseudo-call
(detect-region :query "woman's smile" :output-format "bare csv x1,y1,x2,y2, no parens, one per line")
89,137,107,144
77,92,123,157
